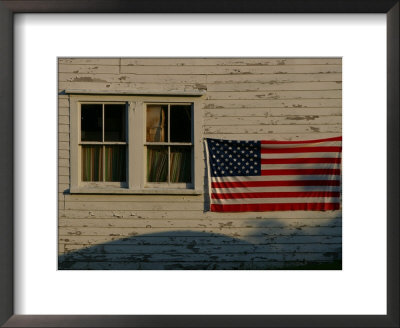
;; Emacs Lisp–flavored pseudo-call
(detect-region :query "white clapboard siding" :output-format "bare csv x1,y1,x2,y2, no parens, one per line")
208,73,341,83
64,243,341,254
59,209,342,220
59,73,208,84
60,252,340,263
204,116,342,126
207,81,342,92
204,125,341,134
59,234,342,246
59,133,70,142
204,108,342,117
120,65,342,75
203,132,341,140
58,217,341,228
58,73,341,84
59,224,342,236
206,90,342,100
58,261,339,270
119,58,342,66
58,57,342,269
58,82,206,94
58,81,341,94
201,99,341,108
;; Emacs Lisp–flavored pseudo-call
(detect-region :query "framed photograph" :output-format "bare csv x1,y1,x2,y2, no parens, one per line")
0,1,398,327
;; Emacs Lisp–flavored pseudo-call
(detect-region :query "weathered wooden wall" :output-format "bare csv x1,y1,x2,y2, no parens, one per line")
58,58,342,270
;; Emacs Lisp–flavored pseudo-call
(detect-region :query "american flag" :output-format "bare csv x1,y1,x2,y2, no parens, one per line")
205,136,342,212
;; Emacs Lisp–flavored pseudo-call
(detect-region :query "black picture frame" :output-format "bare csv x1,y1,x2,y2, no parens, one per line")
0,1,398,327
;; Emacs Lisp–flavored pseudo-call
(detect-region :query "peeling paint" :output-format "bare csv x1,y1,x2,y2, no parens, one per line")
71,77,108,83
195,83,207,90
286,115,319,121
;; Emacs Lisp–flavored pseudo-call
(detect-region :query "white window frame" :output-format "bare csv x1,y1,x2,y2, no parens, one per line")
143,102,194,189
78,101,128,189
69,93,204,195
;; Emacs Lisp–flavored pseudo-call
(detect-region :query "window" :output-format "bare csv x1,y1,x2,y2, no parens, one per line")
68,94,203,194
80,103,127,184
146,104,192,186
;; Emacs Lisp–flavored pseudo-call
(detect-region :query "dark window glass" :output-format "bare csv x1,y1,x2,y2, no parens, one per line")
170,105,191,142
147,146,168,182
105,104,126,141
81,104,102,141
170,146,191,183
146,105,168,142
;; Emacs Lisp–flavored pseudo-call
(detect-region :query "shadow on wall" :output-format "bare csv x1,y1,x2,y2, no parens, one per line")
58,228,342,270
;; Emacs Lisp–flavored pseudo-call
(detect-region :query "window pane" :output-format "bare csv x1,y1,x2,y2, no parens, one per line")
105,104,126,141
146,105,168,142
170,146,191,183
147,146,168,182
170,105,191,142
105,146,126,182
81,104,102,141
81,146,103,181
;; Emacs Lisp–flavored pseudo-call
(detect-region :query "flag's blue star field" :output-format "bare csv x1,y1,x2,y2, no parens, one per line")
206,139,261,177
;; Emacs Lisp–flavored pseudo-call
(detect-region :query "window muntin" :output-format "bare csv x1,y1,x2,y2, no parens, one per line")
80,103,127,183
145,103,192,185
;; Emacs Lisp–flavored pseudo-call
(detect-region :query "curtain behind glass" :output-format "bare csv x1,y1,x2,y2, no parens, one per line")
82,146,103,181
105,145,126,182
147,146,168,182
170,146,191,183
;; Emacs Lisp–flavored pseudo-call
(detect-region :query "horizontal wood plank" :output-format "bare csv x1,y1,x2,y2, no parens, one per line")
58,159,69,167
204,125,341,134
59,64,120,74
64,242,341,254
60,251,339,262
203,132,341,140
58,98,69,107
120,58,342,66
59,209,342,220
204,107,342,117
58,116,69,124
59,73,341,84
59,226,342,237
207,81,342,92
59,234,342,246
59,217,341,229
58,260,333,270
59,81,342,93
204,116,341,126
206,90,341,100
59,58,121,65
120,65,342,75
202,99,341,108
59,73,207,84
208,73,342,83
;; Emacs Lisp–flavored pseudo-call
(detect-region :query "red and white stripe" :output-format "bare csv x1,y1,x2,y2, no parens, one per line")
209,136,342,212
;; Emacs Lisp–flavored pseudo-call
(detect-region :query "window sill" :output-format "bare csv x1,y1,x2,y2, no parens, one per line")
69,187,203,195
